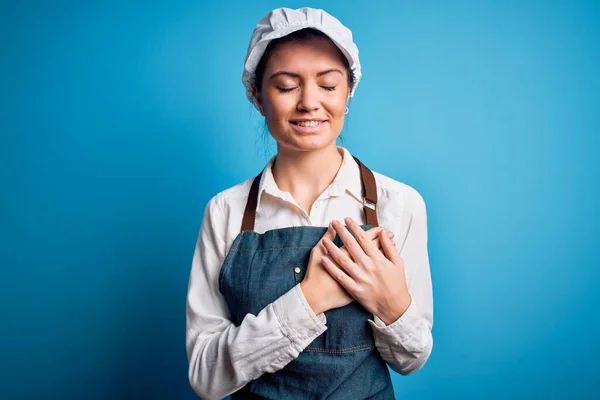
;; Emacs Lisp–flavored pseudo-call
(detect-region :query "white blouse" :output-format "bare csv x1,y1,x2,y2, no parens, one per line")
186,147,434,400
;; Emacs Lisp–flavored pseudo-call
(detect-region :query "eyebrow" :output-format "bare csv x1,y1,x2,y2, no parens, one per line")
268,68,344,80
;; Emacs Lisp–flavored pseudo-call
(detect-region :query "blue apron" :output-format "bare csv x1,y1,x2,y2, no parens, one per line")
219,157,395,399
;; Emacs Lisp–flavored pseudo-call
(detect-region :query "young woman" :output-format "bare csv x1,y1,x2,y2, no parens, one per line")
186,7,433,399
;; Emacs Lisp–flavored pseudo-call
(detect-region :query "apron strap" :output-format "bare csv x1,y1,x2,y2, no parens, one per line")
240,156,379,233
241,170,263,233
352,156,379,228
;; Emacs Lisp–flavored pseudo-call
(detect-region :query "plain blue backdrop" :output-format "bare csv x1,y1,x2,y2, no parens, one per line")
1,0,598,399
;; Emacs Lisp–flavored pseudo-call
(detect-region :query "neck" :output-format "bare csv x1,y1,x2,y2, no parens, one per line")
272,143,343,204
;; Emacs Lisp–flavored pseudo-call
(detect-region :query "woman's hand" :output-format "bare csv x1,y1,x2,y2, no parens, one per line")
301,224,394,315
321,218,412,325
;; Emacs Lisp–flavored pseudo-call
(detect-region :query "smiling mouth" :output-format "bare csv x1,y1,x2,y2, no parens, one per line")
290,120,327,127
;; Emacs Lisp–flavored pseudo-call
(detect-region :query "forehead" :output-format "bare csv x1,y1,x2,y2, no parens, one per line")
264,37,347,74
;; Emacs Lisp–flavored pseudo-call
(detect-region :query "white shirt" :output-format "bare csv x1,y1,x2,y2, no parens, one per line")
186,147,434,400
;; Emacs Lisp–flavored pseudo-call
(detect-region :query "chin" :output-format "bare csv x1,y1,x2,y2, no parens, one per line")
279,134,339,153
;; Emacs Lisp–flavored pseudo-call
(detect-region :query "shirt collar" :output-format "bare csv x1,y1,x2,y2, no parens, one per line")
329,147,363,200
257,146,364,210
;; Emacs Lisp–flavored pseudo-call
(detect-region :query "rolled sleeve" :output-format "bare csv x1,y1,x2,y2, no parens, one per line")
272,284,328,351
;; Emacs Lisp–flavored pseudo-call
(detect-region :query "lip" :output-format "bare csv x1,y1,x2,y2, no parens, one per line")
289,120,328,134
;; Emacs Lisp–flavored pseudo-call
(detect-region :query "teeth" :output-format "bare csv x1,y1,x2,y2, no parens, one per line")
295,120,322,127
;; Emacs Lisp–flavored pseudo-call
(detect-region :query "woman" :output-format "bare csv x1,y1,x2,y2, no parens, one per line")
186,7,433,399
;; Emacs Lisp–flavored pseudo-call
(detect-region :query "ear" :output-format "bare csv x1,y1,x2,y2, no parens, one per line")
252,84,265,116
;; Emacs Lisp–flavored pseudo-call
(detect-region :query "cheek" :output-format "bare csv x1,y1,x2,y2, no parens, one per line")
327,95,348,119
263,93,294,121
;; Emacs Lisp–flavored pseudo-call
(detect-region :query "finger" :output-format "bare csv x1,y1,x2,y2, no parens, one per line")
372,237,382,250
365,226,384,241
368,230,390,250
341,227,389,248
321,255,358,294
323,223,336,241
343,218,381,260
319,223,337,254
323,237,365,281
380,229,402,265
341,226,382,253
331,220,371,267
385,230,397,246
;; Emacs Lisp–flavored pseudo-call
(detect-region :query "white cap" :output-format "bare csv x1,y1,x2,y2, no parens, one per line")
242,7,362,110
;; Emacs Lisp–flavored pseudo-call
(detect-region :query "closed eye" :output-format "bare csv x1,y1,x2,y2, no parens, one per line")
278,86,336,92
277,87,296,93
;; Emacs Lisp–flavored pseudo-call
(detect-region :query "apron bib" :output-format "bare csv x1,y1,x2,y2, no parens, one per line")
219,157,395,399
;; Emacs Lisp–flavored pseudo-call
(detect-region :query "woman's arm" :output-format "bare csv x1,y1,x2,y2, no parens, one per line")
319,187,434,376
368,188,434,375
186,197,327,400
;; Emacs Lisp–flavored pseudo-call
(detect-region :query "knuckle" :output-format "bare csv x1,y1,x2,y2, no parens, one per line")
361,260,374,270
360,275,372,287
367,228,379,238
380,257,392,268
339,257,352,270
355,231,367,244
347,240,360,252
354,285,366,297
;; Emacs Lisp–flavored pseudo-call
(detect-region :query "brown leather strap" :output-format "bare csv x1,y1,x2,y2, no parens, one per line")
240,156,379,232
240,171,263,232
353,156,379,228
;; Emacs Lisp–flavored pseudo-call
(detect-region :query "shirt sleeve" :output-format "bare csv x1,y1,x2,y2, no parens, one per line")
186,196,327,400
368,188,434,375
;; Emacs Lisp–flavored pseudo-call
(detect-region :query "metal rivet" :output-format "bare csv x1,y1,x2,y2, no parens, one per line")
294,267,301,274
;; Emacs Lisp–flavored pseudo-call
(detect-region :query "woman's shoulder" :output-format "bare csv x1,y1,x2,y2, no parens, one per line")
204,176,256,220
345,147,425,214
371,170,427,218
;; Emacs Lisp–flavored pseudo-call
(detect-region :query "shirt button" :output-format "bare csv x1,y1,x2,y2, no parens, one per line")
294,267,301,274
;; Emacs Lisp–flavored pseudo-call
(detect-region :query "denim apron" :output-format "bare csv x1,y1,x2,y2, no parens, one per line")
219,157,395,399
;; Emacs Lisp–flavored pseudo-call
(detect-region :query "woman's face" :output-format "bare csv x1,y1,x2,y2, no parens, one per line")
256,37,351,153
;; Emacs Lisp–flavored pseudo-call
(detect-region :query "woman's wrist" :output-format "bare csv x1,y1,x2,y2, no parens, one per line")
378,293,412,326
300,281,327,315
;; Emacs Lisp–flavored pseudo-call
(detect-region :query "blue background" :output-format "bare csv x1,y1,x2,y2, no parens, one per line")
1,0,598,399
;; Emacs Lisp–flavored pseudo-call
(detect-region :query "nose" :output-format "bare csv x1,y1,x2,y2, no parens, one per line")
297,84,320,112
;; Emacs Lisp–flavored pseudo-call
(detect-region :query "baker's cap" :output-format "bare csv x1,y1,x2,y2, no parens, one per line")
242,7,361,110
